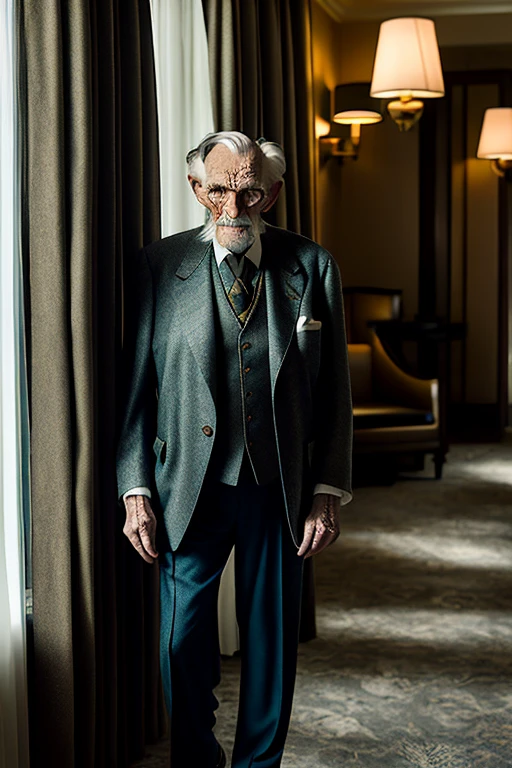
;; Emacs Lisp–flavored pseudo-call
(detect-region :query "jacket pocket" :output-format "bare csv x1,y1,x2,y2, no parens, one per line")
153,435,167,465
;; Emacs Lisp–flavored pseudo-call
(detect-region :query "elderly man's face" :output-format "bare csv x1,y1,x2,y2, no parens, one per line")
190,144,272,254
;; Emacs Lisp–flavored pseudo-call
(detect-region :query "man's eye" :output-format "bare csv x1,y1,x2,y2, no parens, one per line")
208,188,224,202
243,189,263,207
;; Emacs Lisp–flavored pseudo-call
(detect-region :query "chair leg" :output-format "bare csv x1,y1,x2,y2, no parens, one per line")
434,451,444,479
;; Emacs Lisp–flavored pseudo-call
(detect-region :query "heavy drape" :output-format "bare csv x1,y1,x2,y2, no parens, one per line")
201,0,317,240
201,0,318,640
21,1,164,766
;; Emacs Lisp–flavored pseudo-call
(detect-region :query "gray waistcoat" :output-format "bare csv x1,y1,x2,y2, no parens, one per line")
208,251,280,486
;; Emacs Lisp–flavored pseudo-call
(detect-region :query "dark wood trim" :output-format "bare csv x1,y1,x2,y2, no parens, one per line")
419,92,453,461
419,100,438,322
418,94,452,323
461,83,468,406
435,94,452,324
498,75,512,430
497,178,510,431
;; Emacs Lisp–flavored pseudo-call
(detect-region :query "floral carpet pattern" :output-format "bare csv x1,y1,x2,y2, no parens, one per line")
133,439,512,767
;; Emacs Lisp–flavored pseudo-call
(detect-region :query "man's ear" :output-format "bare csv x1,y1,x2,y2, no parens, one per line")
261,180,283,213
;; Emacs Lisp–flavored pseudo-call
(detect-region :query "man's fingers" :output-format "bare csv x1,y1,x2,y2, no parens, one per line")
131,535,156,564
297,519,316,557
139,520,158,558
123,526,155,564
305,526,334,559
123,495,159,563
137,497,159,558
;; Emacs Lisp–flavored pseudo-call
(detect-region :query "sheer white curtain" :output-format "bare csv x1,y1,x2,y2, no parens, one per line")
0,0,30,766
150,0,239,655
150,0,215,236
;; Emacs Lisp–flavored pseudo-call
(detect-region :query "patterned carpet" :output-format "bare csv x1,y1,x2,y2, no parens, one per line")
133,438,512,767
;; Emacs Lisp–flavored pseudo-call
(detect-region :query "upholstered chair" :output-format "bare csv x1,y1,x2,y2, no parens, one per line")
344,288,442,478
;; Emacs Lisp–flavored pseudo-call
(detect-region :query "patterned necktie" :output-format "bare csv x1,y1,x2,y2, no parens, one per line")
218,253,259,324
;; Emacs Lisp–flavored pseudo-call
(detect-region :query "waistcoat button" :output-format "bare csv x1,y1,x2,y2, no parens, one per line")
244,366,251,374
242,342,251,350
202,425,214,437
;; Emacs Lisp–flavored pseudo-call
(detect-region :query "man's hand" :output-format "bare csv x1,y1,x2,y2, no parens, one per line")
123,495,159,564
297,493,340,559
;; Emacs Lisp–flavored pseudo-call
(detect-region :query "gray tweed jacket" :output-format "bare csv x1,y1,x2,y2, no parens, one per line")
116,224,353,550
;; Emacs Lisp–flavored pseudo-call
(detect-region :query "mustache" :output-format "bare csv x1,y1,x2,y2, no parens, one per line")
198,210,266,244
216,213,253,228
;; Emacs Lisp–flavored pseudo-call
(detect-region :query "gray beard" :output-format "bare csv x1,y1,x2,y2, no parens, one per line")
198,211,266,246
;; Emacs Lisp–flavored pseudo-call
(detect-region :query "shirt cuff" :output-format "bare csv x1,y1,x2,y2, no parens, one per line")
122,486,152,501
313,484,353,506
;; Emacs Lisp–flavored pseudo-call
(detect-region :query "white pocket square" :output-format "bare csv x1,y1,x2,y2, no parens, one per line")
297,315,322,332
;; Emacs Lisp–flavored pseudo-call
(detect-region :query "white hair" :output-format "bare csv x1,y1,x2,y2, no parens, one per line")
186,131,286,189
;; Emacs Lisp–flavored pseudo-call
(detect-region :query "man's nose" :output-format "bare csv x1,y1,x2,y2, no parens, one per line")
223,190,242,219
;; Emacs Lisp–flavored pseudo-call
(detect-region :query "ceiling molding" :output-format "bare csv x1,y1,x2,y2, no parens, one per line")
314,0,512,21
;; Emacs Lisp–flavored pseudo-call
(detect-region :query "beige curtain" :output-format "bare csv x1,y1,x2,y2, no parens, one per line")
202,0,317,240
21,1,164,765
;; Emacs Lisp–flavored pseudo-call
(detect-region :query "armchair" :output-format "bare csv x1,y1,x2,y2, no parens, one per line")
344,288,442,478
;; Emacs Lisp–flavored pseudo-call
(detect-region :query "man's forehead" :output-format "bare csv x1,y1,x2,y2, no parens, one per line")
204,144,262,183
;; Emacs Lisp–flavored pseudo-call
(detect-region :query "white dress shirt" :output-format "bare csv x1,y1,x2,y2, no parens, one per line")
123,234,352,506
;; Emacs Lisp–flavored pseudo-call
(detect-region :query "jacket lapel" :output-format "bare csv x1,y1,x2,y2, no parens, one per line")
174,227,306,400
263,229,305,395
175,237,217,401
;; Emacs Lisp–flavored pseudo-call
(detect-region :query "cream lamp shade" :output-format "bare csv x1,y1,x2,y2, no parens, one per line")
370,18,444,99
477,108,512,160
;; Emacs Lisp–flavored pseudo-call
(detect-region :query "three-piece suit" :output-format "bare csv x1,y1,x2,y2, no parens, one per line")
116,223,353,767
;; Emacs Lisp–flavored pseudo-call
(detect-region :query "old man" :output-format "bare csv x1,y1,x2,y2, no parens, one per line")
116,131,353,768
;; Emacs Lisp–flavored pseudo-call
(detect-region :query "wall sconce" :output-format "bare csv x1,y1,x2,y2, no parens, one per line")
477,107,512,180
370,17,445,132
320,83,383,160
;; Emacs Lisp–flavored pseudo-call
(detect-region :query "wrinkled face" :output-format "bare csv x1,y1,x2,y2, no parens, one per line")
190,144,270,254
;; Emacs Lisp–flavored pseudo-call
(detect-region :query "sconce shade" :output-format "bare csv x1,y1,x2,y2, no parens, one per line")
333,83,383,125
370,18,444,99
477,108,512,160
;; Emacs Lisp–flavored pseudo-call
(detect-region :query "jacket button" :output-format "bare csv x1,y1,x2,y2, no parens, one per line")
244,366,251,373
242,342,251,350
247,415,252,422
202,425,214,437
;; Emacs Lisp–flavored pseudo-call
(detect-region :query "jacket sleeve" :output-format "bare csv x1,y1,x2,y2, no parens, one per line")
310,254,353,495
116,247,158,500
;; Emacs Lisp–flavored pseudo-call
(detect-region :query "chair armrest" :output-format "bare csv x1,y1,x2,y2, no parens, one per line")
371,330,439,421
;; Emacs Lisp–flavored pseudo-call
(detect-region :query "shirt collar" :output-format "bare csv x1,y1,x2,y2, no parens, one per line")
212,233,262,269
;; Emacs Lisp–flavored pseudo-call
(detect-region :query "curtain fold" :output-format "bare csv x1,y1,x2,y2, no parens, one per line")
202,0,316,240
21,1,164,765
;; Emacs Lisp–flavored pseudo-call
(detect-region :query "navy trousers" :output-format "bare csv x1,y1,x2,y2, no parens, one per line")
159,469,304,768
